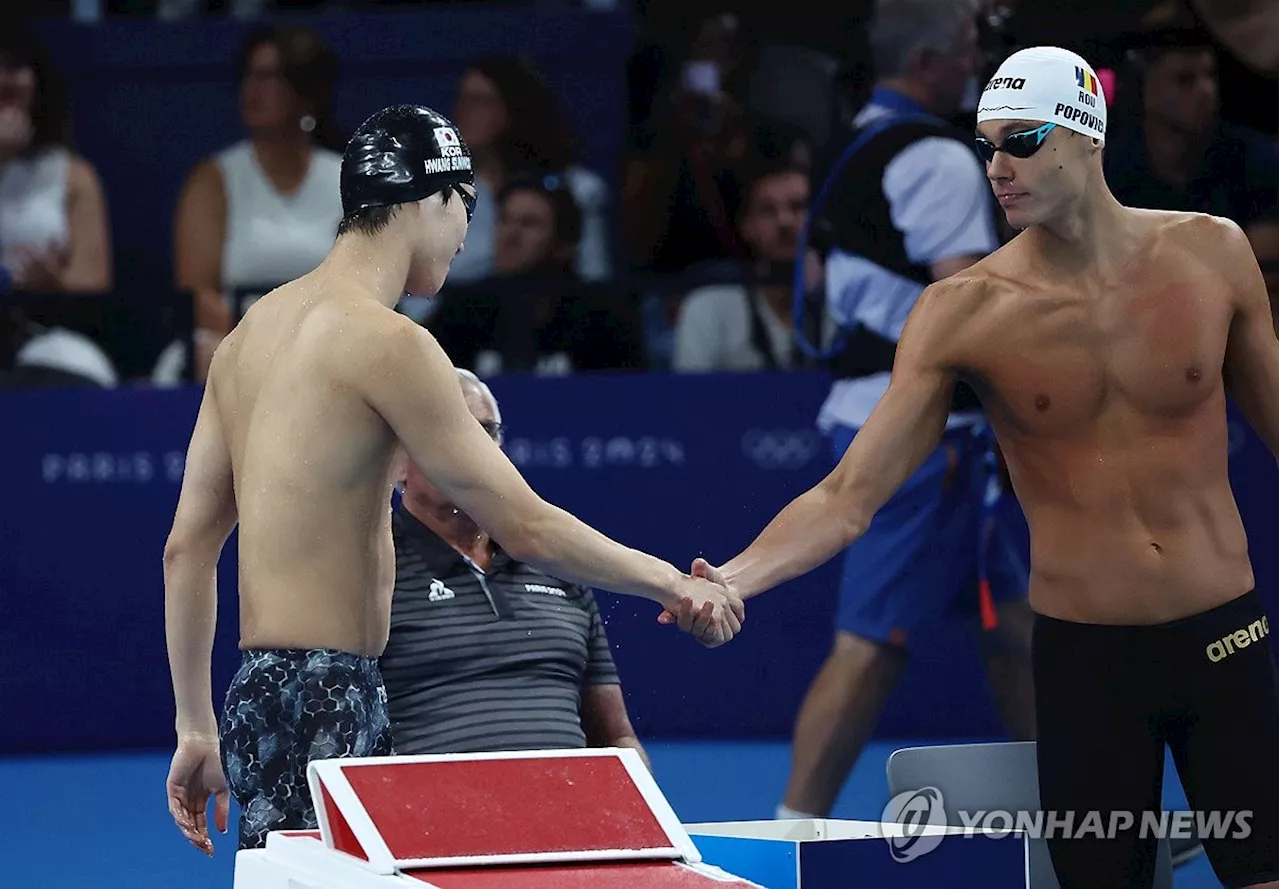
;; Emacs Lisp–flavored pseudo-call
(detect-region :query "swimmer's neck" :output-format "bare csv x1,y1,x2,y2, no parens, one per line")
1030,178,1133,273
318,233,415,309
402,493,493,568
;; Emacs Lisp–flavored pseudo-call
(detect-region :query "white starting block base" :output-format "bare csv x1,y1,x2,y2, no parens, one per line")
233,748,763,889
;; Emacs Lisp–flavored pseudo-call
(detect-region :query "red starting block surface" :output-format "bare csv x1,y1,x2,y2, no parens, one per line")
233,750,762,889
306,748,700,872
408,861,759,888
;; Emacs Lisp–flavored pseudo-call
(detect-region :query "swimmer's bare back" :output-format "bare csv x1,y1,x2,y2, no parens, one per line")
946,211,1277,624
713,210,1276,628
207,277,405,657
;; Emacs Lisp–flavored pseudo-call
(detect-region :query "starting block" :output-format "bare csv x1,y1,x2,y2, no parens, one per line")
233,748,763,889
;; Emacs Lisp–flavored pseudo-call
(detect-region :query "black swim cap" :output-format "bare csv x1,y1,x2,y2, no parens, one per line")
340,104,474,216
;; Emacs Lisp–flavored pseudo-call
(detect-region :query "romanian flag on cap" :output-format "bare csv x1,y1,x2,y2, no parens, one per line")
1075,66,1098,95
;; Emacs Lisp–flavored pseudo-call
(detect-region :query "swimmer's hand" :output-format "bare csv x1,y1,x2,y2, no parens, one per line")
657,560,744,647
166,734,230,857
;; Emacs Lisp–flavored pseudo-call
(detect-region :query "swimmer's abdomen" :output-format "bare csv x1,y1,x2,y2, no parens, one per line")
996,386,1252,625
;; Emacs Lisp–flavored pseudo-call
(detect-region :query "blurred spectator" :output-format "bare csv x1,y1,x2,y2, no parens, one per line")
0,20,112,295
430,172,645,377
620,12,757,275
774,0,1035,823
672,158,834,371
1105,27,1278,315
1,326,118,388
1249,207,1280,327
380,368,647,765
1105,19,1274,323
172,25,342,379
448,54,612,284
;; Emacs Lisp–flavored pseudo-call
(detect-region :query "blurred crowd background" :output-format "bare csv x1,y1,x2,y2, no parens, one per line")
0,0,1274,386
0,4,1275,886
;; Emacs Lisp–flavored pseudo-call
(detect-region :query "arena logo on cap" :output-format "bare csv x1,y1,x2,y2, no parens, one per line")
984,75,1026,91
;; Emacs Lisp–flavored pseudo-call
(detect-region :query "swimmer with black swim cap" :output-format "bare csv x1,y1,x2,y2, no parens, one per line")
164,105,740,856
335,103,478,296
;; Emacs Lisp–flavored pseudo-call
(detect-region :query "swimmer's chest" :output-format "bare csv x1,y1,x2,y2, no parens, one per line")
973,267,1232,434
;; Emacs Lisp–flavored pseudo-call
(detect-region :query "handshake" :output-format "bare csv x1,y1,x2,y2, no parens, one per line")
657,558,745,649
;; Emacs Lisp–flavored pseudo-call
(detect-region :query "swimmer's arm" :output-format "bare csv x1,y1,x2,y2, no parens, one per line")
362,323,685,610
720,281,968,600
163,380,238,739
1221,218,1279,458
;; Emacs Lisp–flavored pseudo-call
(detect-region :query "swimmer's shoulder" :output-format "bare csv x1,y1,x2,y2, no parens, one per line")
1135,209,1256,298
305,286,447,382
912,251,1030,363
918,254,1013,317
1146,208,1252,258
908,267,1007,361
1105,205,1244,262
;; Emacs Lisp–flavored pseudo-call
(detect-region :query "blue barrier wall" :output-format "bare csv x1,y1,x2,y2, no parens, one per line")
1,373,1275,755
31,7,635,287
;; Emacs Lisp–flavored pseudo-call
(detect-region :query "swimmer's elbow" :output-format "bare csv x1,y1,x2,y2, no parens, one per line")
840,500,872,548
830,482,873,550
484,501,554,566
161,532,201,570
162,522,225,571
497,527,540,566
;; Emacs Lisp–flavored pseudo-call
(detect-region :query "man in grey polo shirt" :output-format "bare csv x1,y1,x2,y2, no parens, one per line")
380,369,648,765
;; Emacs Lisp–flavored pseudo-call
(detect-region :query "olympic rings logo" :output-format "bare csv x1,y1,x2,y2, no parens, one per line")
740,428,824,470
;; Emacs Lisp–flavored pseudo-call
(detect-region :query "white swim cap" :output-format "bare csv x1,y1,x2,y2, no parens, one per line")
977,46,1107,142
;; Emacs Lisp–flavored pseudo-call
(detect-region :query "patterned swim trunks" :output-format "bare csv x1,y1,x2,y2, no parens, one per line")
218,648,394,850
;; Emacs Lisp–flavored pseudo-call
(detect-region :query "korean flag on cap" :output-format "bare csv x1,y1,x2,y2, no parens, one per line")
433,126,461,152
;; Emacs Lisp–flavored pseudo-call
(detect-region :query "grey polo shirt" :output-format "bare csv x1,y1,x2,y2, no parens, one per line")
380,507,620,755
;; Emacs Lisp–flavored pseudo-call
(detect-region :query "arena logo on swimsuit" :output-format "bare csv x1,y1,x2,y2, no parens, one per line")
1205,616,1269,663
